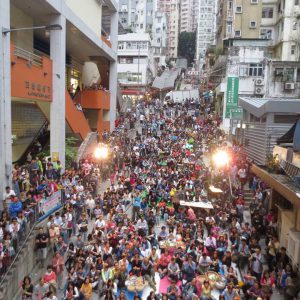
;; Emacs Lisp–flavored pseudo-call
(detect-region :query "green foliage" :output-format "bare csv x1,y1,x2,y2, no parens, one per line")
65,137,78,168
36,136,78,169
266,153,279,172
178,31,196,65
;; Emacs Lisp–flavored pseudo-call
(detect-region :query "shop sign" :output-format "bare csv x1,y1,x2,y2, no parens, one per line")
24,81,51,100
52,152,59,162
225,77,240,118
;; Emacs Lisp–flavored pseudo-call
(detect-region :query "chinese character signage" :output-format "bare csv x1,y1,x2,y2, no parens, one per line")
25,81,51,100
225,77,240,118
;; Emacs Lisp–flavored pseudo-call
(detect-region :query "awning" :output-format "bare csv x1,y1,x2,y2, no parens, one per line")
251,164,300,208
180,200,214,209
121,90,143,95
277,122,296,144
239,97,300,118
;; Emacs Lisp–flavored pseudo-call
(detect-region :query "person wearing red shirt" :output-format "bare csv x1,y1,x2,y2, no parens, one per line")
157,249,171,279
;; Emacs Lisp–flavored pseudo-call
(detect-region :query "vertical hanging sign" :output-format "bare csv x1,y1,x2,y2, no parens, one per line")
225,77,239,118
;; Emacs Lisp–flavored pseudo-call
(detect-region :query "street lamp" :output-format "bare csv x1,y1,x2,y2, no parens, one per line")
94,144,109,160
212,150,232,196
2,24,62,35
94,143,109,183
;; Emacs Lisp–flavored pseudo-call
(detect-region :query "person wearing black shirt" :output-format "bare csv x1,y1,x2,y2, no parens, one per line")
130,253,142,276
77,214,88,241
35,227,49,267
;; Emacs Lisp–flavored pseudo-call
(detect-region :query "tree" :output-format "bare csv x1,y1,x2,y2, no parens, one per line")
178,31,196,65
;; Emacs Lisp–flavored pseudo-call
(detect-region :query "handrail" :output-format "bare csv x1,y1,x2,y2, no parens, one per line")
14,46,43,68
0,210,39,288
0,191,64,288
13,120,49,165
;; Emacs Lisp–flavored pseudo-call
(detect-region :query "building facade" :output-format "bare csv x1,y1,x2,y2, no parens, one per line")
0,0,118,205
180,0,199,33
152,12,168,66
117,33,153,102
196,0,217,69
216,0,262,49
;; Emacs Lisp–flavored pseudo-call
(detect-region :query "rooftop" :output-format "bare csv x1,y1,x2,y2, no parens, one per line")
118,33,151,42
239,97,300,118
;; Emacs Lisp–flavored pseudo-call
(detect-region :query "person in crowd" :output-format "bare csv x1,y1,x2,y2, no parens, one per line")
12,98,290,300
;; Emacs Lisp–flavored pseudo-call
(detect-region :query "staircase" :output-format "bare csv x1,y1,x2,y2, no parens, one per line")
243,187,254,225
65,90,91,140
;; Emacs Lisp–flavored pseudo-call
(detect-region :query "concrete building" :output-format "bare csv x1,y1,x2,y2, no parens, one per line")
180,0,199,33
168,0,180,58
261,0,300,62
118,0,136,30
250,123,300,268
196,0,217,69
152,12,168,66
216,0,262,49
238,97,300,165
0,0,118,205
117,33,153,102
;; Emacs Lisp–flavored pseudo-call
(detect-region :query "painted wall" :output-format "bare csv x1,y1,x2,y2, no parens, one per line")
65,0,102,36
10,4,34,53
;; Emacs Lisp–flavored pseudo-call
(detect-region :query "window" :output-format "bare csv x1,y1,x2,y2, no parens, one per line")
249,64,263,76
262,7,273,18
118,42,125,50
286,68,295,81
236,6,242,13
251,0,258,4
235,30,241,37
260,29,272,39
296,68,300,82
249,21,257,28
293,22,298,30
121,4,127,11
121,18,127,24
240,63,263,76
227,23,232,33
291,45,296,55
295,0,299,5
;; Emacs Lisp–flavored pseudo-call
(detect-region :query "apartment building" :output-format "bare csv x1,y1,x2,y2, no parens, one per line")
152,12,168,66
196,0,217,68
180,0,199,33
261,0,300,61
117,33,154,101
168,0,180,58
0,0,118,203
119,0,136,30
216,0,262,49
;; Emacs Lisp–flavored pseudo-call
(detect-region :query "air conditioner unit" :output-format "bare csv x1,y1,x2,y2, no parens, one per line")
255,87,264,95
285,82,295,90
255,78,264,86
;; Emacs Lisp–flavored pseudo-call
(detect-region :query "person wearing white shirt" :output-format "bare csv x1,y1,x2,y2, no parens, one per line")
198,253,212,274
95,216,106,231
54,213,62,227
3,186,16,207
205,234,217,256
85,195,95,218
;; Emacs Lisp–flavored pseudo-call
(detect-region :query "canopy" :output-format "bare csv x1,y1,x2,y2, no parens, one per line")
180,200,214,209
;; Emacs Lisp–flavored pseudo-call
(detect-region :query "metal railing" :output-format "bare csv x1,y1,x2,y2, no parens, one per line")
0,191,63,287
14,46,43,68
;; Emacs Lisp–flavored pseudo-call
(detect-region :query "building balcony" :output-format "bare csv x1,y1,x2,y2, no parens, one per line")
77,89,110,110
10,43,53,102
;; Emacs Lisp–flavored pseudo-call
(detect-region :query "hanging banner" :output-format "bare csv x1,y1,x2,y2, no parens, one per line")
38,191,62,221
225,77,239,118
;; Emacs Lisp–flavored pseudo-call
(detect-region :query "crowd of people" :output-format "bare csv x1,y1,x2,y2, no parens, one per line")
3,97,298,300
